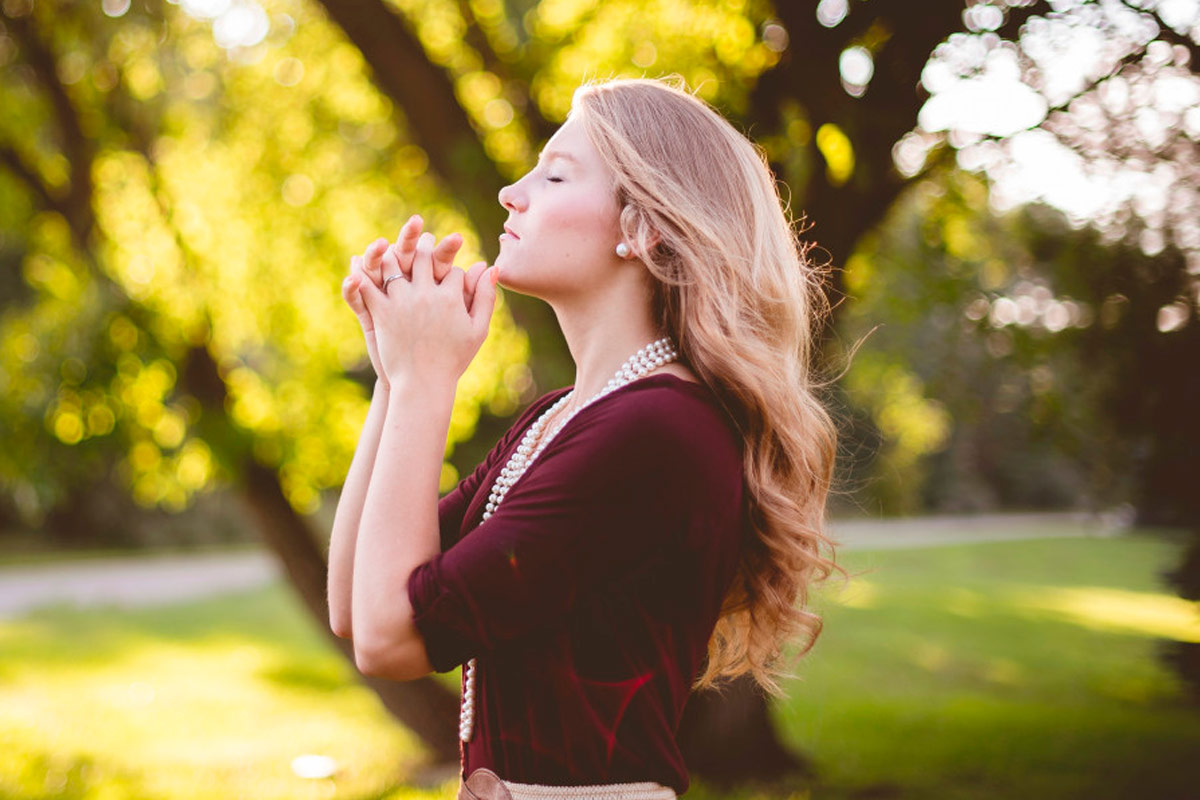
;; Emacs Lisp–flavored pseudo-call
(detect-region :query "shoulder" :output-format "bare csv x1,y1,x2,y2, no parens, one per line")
507,376,746,541
624,377,734,439
551,374,743,472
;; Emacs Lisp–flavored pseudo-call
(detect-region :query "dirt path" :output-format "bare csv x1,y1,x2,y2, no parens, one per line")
0,549,279,619
828,509,1124,550
0,511,1123,619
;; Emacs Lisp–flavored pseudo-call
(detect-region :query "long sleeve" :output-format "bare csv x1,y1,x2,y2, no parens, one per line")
436,446,497,552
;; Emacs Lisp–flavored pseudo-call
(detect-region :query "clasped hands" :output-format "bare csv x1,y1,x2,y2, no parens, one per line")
342,214,499,391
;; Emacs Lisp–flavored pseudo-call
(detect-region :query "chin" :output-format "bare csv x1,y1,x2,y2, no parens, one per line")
495,251,604,303
494,270,550,302
491,256,533,295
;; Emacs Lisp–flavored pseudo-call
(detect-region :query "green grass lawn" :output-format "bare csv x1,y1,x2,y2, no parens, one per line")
755,533,1200,800
1,531,1197,799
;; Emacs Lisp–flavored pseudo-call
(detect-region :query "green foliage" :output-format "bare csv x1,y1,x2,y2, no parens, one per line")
518,0,778,119
0,0,531,527
0,0,841,539
837,170,1141,515
0,0,801,533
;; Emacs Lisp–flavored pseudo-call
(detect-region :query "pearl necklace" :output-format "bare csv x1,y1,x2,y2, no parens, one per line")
459,336,680,742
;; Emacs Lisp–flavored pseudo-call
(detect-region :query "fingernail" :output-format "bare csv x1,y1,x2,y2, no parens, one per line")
490,267,501,286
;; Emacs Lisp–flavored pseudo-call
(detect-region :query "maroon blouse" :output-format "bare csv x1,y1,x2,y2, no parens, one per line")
406,373,746,793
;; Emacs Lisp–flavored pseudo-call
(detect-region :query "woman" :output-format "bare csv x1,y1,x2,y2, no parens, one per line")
327,77,842,799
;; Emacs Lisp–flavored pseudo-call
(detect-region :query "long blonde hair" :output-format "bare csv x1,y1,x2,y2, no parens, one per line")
573,77,847,697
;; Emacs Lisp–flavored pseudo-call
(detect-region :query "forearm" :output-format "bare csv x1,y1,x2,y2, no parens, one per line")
327,380,390,637
350,377,454,674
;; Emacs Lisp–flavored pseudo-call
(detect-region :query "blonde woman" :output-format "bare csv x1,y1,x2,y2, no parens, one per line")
327,77,842,799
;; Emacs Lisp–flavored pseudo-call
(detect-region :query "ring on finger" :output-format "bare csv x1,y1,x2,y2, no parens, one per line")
382,274,406,293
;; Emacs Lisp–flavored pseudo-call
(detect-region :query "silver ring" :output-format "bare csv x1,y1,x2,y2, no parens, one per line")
382,274,406,292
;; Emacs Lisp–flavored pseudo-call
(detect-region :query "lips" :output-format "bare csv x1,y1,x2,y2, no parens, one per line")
503,225,520,240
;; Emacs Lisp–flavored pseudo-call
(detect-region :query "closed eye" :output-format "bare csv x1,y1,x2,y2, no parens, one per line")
546,176,564,183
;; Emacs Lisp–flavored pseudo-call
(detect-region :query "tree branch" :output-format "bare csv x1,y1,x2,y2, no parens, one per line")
455,0,557,144
751,0,969,318
314,0,505,253
314,0,573,390
0,141,63,214
3,10,95,233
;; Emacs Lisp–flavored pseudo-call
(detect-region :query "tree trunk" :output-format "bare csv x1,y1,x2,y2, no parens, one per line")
312,0,574,393
240,457,462,763
679,677,815,786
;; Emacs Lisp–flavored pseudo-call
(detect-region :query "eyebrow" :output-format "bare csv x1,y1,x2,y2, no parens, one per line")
537,149,579,165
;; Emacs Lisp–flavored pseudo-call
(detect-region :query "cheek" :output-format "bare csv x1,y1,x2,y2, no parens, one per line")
541,190,619,245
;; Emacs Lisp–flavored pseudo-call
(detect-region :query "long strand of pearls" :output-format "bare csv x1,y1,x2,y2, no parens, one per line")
459,336,679,742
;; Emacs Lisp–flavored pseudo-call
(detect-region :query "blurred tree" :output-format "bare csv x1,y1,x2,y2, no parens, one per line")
820,0,1200,706
3,0,1198,786
839,168,1200,697
0,0,537,762
836,172,1122,516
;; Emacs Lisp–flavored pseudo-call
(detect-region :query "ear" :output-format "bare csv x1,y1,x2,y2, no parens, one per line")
635,214,663,252
633,229,664,258
619,203,665,256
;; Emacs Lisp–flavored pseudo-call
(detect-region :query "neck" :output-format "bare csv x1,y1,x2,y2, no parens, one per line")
550,284,671,402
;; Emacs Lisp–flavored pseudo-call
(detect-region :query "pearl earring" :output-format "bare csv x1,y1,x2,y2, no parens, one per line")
615,242,631,258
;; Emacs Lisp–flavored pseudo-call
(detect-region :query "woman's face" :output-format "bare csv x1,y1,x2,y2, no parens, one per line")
495,115,624,299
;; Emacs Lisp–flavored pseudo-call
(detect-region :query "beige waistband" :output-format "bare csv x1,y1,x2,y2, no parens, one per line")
501,780,676,800
460,767,677,800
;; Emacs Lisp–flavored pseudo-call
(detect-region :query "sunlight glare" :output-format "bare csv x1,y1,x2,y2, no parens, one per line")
1008,585,1200,642
816,0,848,29
178,0,232,20
291,754,338,779
213,3,270,49
840,46,874,97
919,49,1048,137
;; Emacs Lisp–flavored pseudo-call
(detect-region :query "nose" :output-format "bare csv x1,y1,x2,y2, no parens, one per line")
498,180,526,213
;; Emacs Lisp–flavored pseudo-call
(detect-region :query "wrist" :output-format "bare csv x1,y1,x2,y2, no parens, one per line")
386,374,457,409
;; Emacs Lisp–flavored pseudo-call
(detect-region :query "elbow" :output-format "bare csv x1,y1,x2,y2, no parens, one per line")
353,634,434,682
330,616,353,640
329,604,353,639
354,650,406,681
352,641,389,678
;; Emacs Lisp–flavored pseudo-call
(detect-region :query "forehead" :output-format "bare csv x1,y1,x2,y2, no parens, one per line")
538,117,598,167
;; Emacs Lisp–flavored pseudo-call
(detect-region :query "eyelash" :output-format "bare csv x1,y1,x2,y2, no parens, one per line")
546,176,563,183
